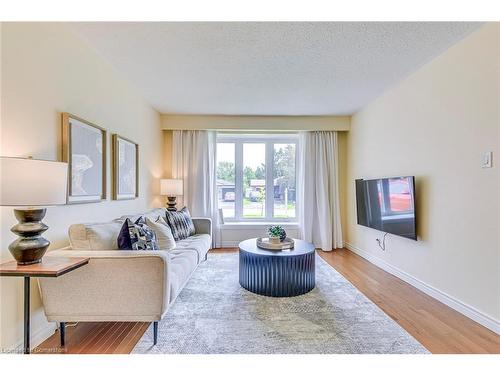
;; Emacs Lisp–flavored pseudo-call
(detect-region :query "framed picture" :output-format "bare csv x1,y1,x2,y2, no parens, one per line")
112,134,139,200
62,113,107,203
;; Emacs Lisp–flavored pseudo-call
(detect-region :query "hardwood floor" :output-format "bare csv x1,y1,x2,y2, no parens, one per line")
36,248,499,354
36,322,149,354
317,249,500,354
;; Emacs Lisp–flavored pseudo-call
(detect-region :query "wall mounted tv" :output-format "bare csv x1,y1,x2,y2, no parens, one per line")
355,176,417,240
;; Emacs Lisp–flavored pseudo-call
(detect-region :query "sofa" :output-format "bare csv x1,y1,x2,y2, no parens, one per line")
38,208,212,345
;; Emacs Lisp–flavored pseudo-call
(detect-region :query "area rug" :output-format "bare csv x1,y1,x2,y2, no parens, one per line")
132,252,428,354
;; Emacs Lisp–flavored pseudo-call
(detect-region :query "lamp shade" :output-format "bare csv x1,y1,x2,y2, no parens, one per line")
160,179,183,196
1,157,68,206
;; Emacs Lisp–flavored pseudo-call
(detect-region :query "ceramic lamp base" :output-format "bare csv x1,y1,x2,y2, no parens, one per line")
166,196,177,211
9,208,50,265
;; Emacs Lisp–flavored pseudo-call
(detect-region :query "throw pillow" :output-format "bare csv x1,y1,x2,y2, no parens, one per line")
164,207,195,241
117,218,159,250
145,216,176,251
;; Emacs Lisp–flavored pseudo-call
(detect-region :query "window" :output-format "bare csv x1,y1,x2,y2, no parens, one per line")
243,143,266,218
216,134,297,222
216,143,235,218
273,143,296,218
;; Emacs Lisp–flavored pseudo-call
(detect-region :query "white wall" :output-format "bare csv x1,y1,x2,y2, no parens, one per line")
346,23,500,331
0,23,163,350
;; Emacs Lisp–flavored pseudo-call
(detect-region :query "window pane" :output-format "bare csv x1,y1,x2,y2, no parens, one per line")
243,143,266,218
216,143,235,218
273,143,296,218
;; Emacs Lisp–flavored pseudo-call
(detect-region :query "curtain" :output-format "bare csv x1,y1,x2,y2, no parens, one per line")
298,131,343,250
172,130,220,248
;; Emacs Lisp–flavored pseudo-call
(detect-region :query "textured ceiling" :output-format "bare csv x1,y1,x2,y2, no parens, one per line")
69,22,481,115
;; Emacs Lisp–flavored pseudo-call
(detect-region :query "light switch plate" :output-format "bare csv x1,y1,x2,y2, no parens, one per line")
481,152,493,168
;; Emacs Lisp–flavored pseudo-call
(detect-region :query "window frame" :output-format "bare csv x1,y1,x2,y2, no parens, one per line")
217,133,298,223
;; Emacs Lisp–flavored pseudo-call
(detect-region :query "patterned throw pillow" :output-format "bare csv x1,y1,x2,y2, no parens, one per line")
117,217,159,250
164,207,195,241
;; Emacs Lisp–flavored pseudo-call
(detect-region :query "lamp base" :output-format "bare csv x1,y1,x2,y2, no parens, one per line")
9,209,50,265
166,196,177,212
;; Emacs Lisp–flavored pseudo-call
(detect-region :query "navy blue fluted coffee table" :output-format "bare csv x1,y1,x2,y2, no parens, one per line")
238,238,315,297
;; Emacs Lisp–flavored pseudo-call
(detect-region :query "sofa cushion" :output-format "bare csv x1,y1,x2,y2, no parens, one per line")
145,217,176,251
175,234,211,263
167,249,198,303
165,207,195,241
68,222,123,250
118,218,159,250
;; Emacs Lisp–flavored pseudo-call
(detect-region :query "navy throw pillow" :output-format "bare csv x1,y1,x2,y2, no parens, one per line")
117,217,159,250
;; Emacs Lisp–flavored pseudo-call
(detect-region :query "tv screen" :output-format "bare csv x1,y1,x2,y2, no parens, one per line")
355,176,417,240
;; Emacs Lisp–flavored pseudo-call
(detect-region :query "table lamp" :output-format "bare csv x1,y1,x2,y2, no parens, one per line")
160,178,183,211
0,157,68,265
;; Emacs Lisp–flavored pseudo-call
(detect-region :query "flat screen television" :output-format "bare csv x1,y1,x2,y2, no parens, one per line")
355,176,417,240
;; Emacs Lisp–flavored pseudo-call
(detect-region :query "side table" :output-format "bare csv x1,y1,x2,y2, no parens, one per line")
0,257,89,354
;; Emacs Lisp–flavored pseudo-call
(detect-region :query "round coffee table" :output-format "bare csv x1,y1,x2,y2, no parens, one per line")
238,238,315,297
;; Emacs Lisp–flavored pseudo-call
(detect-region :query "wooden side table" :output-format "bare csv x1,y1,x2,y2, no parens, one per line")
0,257,89,354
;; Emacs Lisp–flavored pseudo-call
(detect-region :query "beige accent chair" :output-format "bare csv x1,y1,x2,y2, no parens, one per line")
38,208,211,345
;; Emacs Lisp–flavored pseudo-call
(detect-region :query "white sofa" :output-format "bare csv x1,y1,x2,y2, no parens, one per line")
38,208,211,345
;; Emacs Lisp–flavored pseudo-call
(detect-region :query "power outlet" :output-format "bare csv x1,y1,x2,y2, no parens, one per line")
481,152,493,168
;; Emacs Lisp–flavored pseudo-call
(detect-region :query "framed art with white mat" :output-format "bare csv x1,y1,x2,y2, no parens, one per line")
112,134,139,200
62,113,107,204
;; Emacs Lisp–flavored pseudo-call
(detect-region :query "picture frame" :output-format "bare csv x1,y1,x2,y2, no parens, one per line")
112,134,139,200
61,113,107,204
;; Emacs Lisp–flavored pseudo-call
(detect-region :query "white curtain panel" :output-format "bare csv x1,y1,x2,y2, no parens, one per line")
172,130,220,247
298,131,343,250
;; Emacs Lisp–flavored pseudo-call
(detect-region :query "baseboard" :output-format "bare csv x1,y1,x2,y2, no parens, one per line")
10,321,57,353
344,242,500,335
219,241,241,248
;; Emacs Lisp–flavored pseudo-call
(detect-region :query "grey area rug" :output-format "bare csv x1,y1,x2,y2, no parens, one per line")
133,253,428,354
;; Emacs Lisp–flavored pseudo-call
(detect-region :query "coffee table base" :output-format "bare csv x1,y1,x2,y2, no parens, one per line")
239,250,315,297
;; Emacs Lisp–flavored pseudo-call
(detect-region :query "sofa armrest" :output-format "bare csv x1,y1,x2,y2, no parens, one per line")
192,217,212,236
38,249,172,322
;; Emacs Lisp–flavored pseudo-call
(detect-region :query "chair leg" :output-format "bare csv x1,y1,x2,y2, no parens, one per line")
59,322,65,347
153,321,158,345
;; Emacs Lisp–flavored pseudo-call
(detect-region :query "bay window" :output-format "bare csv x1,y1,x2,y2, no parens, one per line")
216,134,297,222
